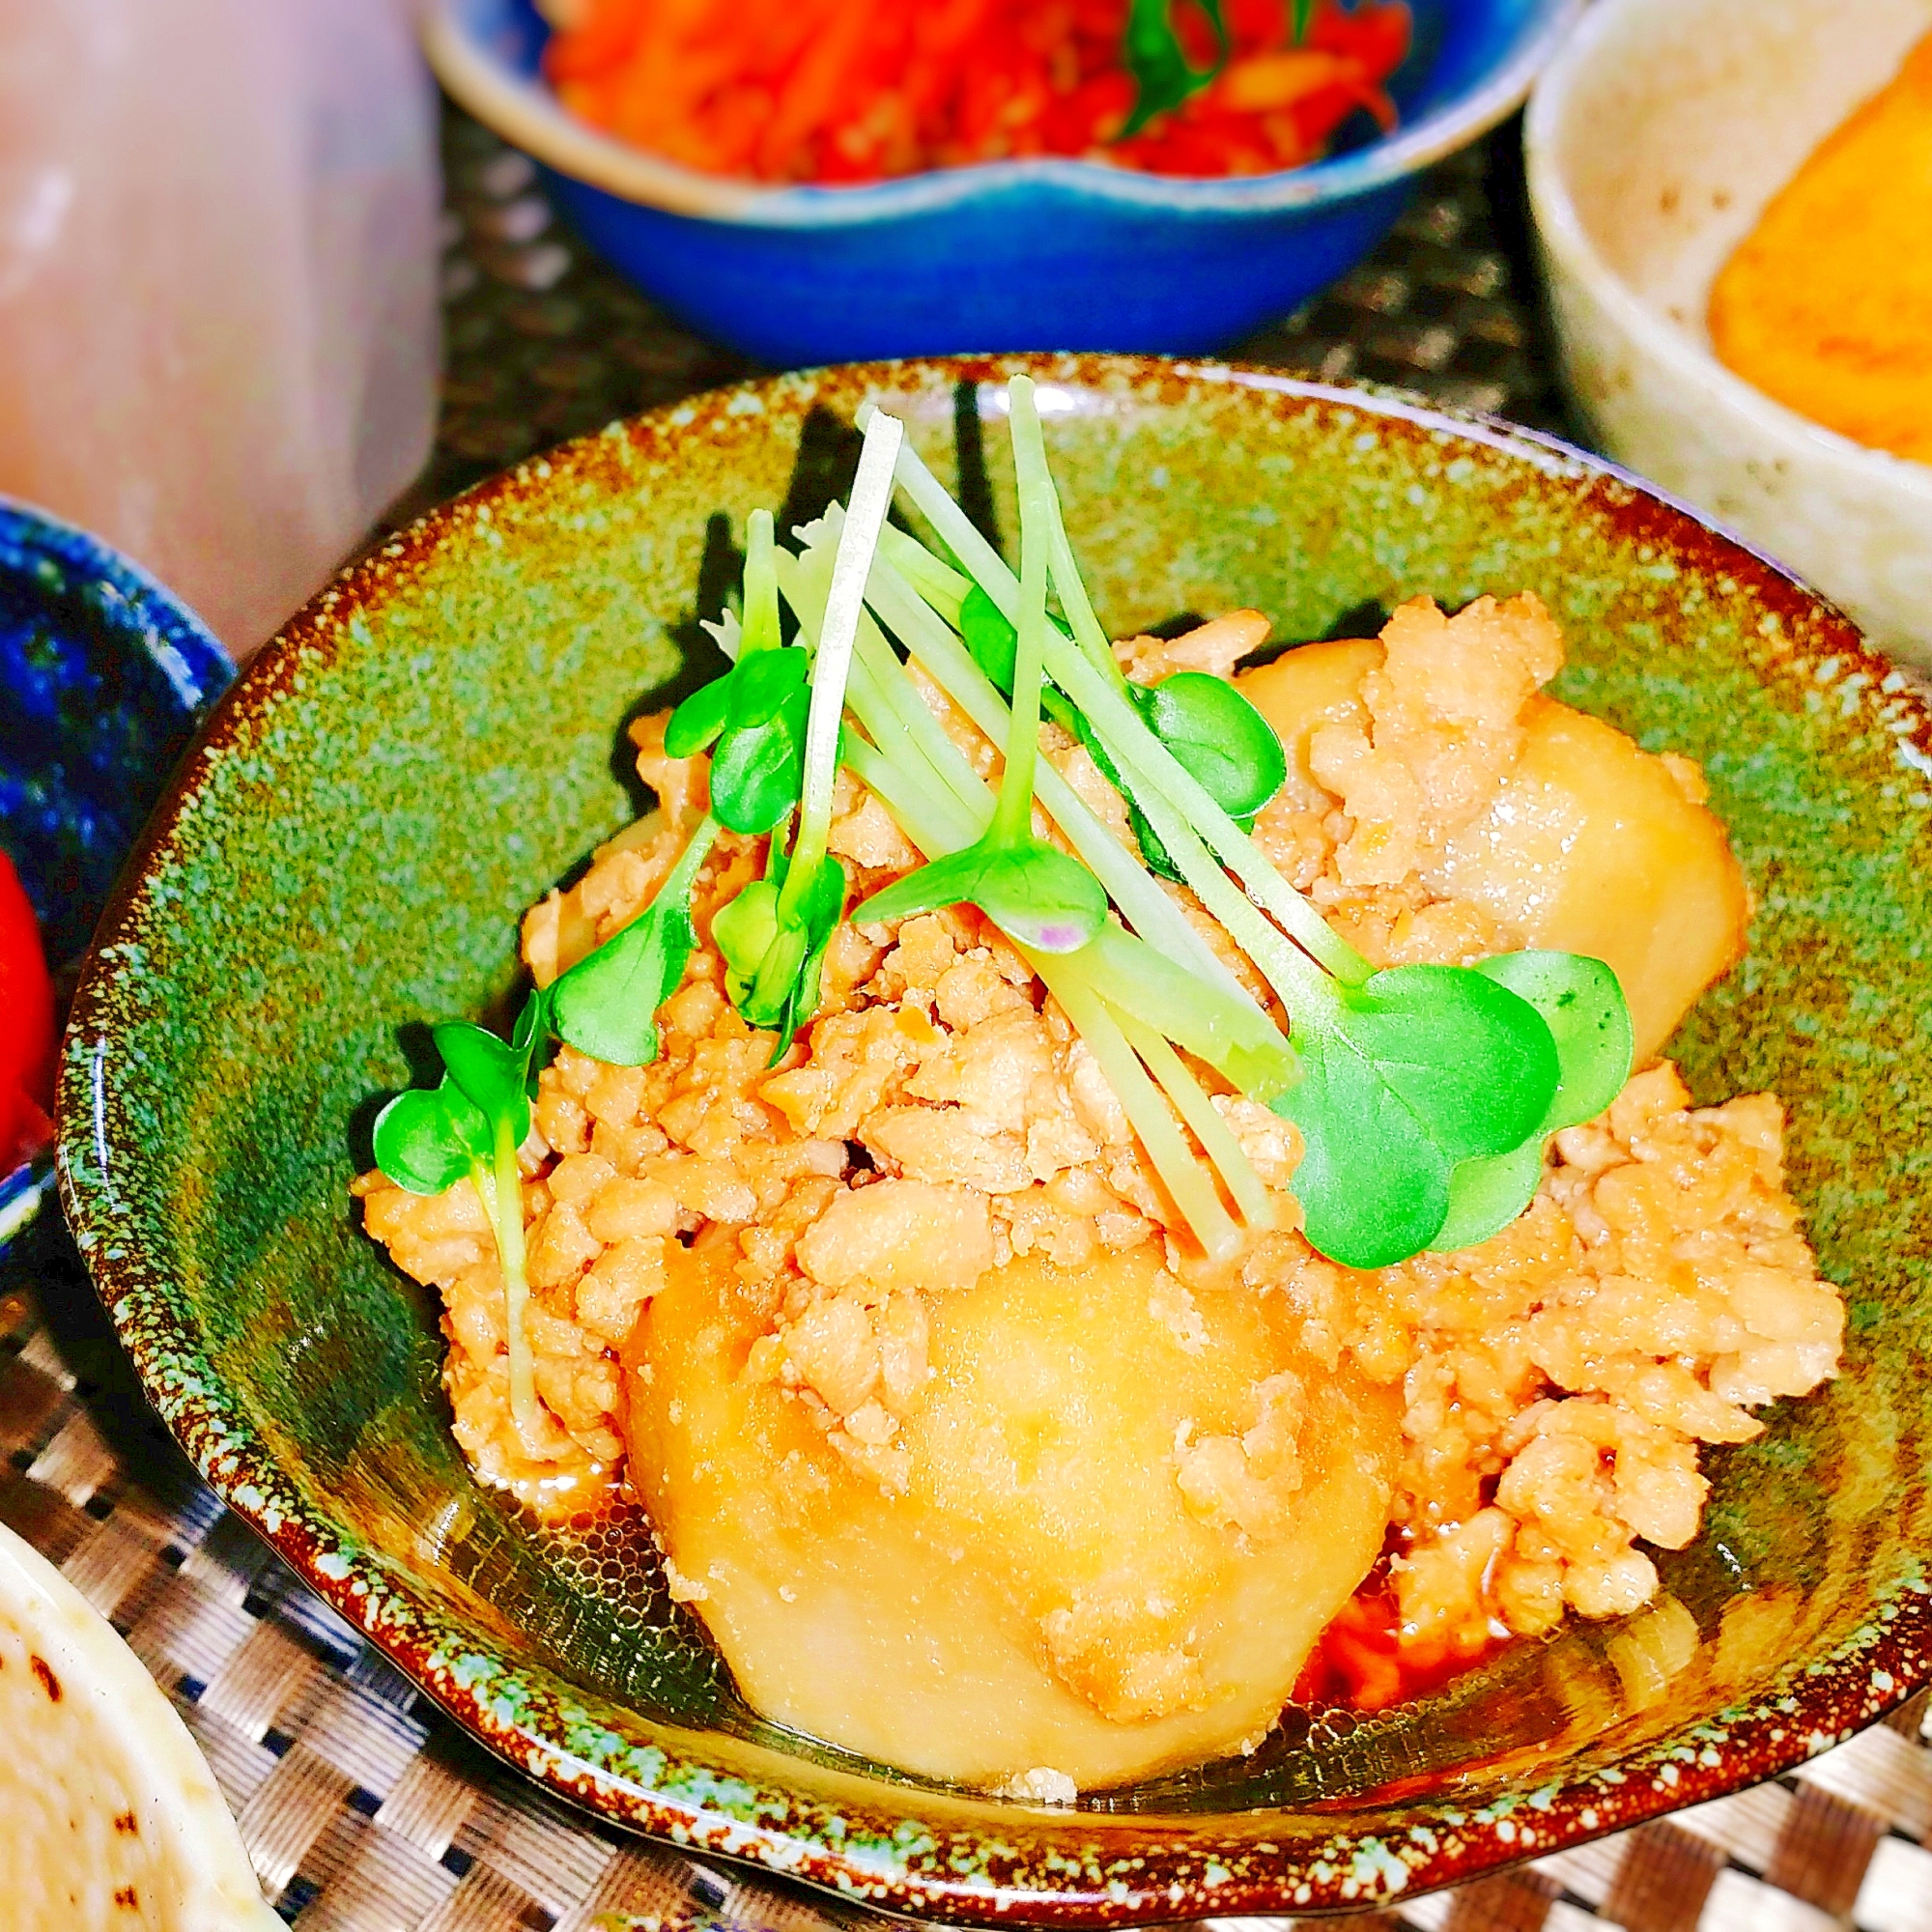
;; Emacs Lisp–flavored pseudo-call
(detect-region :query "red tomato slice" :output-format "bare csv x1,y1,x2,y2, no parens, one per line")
0,851,54,1172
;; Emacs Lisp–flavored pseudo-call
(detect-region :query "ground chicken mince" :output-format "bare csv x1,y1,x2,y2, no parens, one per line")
355,589,1842,1788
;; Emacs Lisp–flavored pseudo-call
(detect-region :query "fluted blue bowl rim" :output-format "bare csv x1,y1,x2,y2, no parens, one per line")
425,0,1585,227
0,494,233,742
0,493,231,1244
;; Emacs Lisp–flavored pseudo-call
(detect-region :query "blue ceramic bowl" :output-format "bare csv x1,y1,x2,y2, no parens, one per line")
426,0,1582,364
0,497,230,1243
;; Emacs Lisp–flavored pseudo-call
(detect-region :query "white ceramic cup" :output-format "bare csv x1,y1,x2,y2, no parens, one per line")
0,1521,279,1929
1526,0,1932,668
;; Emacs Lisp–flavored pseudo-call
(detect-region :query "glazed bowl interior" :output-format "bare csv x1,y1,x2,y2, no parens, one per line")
57,357,1932,1922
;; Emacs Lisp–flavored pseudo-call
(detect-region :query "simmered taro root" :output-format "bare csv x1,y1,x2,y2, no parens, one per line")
627,1236,1400,1788
1236,610,1749,1063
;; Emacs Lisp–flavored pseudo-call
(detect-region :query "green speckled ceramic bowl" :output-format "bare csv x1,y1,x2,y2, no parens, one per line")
54,356,1932,1923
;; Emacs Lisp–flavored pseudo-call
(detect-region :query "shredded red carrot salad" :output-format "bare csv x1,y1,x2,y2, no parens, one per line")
539,0,1410,185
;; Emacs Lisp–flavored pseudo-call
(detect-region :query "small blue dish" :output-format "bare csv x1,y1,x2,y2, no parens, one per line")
0,497,230,1243
426,0,1582,366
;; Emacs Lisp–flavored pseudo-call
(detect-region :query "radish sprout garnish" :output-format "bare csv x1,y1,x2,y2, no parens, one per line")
374,379,1633,1281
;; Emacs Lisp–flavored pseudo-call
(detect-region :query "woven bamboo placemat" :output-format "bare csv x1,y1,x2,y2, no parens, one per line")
18,108,1929,1932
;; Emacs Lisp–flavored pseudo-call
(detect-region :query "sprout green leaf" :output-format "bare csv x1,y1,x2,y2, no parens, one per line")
714,878,783,1009
859,840,1106,954
1432,1136,1548,1255
706,669,809,834
371,1077,490,1197
1272,964,1560,1268
1476,951,1634,1134
1087,672,1286,881
664,511,808,835
1428,952,1637,1252
664,642,809,836
661,675,729,758
960,586,1284,838
1129,671,1286,822
774,856,848,1059
1278,1029,1455,1269
552,816,717,1065
959,582,1019,691
372,985,552,1442
432,992,545,1150
715,851,847,1057
1329,966,1559,1163
958,584,1081,735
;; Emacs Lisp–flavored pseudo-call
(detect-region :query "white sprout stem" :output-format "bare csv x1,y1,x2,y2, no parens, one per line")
876,522,970,624
1004,424,1128,697
824,484,1311,1079
957,388,1118,696
475,1131,539,1447
840,732,979,854
866,524,1266,1007
1007,398,1368,985
775,533,989,855
1085,922,1294,1099
850,696,1289,1106
1043,965,1243,1264
742,507,781,654
850,649,990,838
781,408,903,921
1107,1008,1273,1231
889,425,1370,987
778,526,987,829
1046,521,1130,693
1046,637,1367,987
869,404,1017,613
837,628,990,853
1073,691,1332,1014
838,698,1251,1262
998,387,1054,840
864,554,1245,1002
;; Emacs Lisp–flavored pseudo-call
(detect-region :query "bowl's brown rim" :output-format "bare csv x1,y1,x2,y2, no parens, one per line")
53,354,1932,1926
